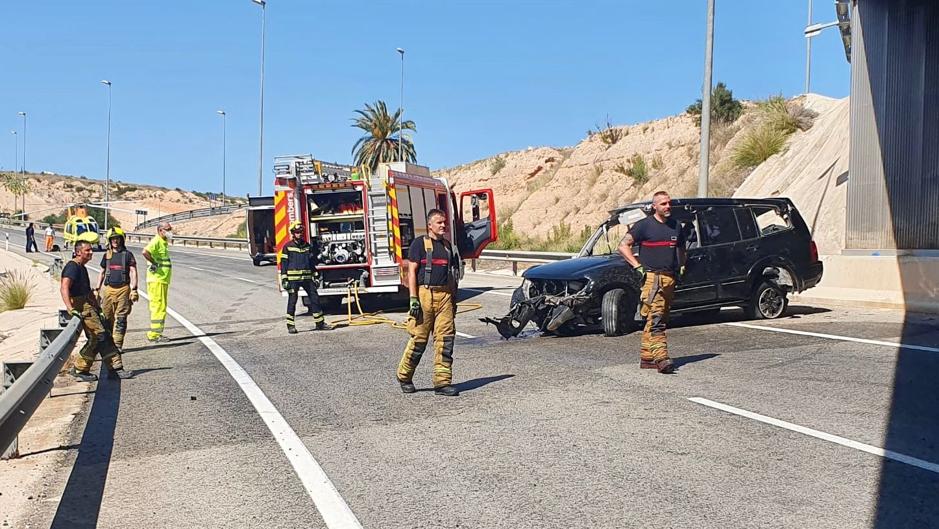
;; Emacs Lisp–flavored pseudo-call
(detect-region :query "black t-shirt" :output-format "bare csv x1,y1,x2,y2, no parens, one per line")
62,260,92,298
408,236,458,287
628,216,685,272
99,249,137,286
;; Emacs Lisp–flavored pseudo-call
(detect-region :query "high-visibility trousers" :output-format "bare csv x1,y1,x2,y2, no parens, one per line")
71,296,122,372
639,272,676,362
397,286,456,388
147,281,169,340
101,284,132,349
45,235,54,251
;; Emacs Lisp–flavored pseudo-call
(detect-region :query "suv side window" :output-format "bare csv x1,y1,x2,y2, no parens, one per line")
751,206,792,236
735,208,759,240
698,208,741,246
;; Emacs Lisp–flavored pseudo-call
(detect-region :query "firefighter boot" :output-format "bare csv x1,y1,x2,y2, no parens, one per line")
286,314,298,334
314,321,332,331
434,385,460,397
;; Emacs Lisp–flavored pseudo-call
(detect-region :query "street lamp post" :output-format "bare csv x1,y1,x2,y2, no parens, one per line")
17,112,26,174
396,47,405,164
101,80,112,231
804,17,841,94
698,0,715,198
252,0,266,196
217,110,227,206
10,130,17,214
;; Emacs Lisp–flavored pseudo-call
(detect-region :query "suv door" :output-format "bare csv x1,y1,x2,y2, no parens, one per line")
726,207,762,300
696,207,743,301
672,216,718,308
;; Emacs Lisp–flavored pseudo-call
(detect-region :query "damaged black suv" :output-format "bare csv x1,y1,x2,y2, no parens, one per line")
484,198,823,338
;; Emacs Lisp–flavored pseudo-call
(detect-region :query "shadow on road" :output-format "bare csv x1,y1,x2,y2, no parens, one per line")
50,364,122,529
453,374,515,393
672,353,720,369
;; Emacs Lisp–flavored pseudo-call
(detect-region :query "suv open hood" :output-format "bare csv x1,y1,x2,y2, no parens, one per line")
523,255,622,280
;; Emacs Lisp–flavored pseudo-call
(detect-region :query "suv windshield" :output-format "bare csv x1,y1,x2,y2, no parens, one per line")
581,207,648,256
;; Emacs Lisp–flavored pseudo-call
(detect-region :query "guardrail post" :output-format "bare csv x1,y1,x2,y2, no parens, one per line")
58,310,70,327
40,329,64,351
472,259,477,272
512,261,518,276
1,361,33,460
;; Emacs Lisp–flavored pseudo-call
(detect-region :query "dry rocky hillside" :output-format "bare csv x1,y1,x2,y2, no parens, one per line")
438,94,848,254
0,173,246,237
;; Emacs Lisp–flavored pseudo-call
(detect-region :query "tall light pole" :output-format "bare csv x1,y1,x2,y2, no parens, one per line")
17,112,26,174
396,47,405,164
252,0,266,196
101,80,112,231
10,130,17,214
697,0,715,198
805,0,813,94
217,110,227,205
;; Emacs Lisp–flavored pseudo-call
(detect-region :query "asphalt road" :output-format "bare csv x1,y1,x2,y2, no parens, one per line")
2,226,937,529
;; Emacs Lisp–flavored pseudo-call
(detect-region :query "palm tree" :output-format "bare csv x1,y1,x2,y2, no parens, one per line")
2,173,29,218
351,100,416,172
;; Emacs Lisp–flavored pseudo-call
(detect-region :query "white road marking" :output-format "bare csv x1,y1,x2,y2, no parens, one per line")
723,321,939,354
689,397,939,475
84,266,363,528
188,266,207,271
461,287,513,298
456,331,476,339
234,276,259,284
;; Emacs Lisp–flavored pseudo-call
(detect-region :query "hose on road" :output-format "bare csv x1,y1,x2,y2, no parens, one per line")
328,282,481,330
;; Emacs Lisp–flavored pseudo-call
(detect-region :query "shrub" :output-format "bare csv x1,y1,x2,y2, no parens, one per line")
590,116,624,146
651,154,664,170
732,125,789,168
0,269,34,312
490,156,506,175
227,221,248,239
625,154,649,184
757,95,817,134
687,81,743,127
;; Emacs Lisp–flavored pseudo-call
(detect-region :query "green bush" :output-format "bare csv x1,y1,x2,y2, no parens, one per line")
42,211,68,225
757,95,817,134
489,156,506,175
0,269,34,312
732,125,789,168
687,81,743,127
227,221,248,239
589,116,623,146
625,154,648,184
491,219,591,253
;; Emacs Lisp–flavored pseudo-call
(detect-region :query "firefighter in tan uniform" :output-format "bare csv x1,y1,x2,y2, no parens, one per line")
60,241,125,381
396,209,461,397
95,227,139,351
619,191,686,374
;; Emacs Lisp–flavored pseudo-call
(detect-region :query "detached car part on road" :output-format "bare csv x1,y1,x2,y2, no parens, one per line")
482,198,823,339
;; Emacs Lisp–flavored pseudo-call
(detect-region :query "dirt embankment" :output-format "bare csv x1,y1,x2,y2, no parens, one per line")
437,94,847,252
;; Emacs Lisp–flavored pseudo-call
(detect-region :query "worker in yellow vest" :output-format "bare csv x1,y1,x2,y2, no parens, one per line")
142,222,173,342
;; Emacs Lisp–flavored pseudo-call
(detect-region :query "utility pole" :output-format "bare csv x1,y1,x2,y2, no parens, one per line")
101,80,112,231
217,110,227,205
17,112,26,174
697,0,715,198
397,47,405,163
252,0,267,196
805,0,813,94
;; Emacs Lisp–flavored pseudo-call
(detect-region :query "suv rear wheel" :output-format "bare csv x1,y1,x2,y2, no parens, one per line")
745,281,788,319
602,288,639,336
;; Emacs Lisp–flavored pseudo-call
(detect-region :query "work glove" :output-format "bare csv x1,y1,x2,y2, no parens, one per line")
678,265,686,278
633,264,646,282
69,308,82,319
130,289,139,302
408,296,422,320
148,263,158,273
280,276,289,290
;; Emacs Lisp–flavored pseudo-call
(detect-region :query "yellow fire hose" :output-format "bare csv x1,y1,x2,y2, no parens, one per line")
328,282,482,330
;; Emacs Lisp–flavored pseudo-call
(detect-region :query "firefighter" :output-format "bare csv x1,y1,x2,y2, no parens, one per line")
618,190,686,374
60,241,125,381
281,221,330,334
396,209,461,397
95,227,138,352
142,222,173,342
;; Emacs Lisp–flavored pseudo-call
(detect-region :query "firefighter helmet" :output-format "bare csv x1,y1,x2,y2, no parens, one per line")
289,221,304,234
107,227,126,241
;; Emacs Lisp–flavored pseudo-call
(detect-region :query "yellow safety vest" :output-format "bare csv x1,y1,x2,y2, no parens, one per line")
145,236,172,284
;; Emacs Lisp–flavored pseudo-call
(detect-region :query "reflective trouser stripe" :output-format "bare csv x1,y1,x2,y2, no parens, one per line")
639,273,676,362
101,284,132,349
147,281,169,340
397,287,456,387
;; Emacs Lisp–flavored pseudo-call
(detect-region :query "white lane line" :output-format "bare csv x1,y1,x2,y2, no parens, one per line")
689,397,939,475
723,321,939,354
234,277,259,284
461,287,513,298
85,267,363,528
456,331,476,339
188,266,207,271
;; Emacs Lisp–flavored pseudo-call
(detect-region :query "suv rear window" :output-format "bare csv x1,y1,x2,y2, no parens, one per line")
751,206,792,236
735,208,759,240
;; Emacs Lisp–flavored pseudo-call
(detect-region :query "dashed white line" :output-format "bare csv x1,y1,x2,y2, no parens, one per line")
689,397,939,475
456,331,476,339
723,321,939,354
234,276,259,284
188,266,207,271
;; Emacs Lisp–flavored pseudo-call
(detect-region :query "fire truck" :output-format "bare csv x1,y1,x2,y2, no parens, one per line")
256,155,497,301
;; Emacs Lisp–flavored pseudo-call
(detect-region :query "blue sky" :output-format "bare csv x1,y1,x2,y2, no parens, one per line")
1,1,850,197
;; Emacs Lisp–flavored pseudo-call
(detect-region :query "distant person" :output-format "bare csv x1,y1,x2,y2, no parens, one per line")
44,224,55,251
142,222,173,342
618,190,686,374
60,240,125,381
25,222,38,252
95,227,138,352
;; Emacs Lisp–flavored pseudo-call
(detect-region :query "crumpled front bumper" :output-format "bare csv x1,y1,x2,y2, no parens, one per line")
480,288,591,339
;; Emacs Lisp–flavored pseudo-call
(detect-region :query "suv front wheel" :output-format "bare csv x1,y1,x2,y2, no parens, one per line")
602,288,639,336
745,281,788,319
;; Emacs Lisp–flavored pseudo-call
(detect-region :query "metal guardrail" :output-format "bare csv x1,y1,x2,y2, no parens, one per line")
124,232,250,251
135,204,246,230
0,317,82,456
474,249,575,275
